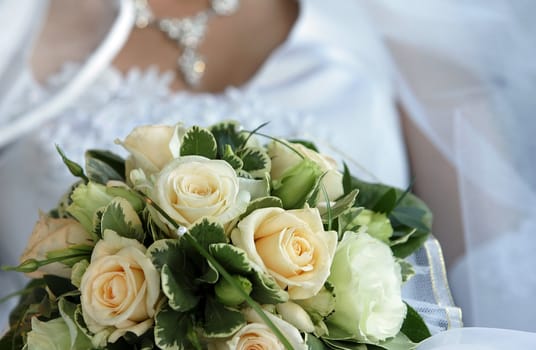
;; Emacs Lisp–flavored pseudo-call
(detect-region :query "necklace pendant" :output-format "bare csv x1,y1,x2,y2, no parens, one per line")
178,49,206,87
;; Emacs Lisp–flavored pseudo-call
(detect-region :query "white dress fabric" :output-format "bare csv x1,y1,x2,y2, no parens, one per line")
363,0,536,333
0,0,421,330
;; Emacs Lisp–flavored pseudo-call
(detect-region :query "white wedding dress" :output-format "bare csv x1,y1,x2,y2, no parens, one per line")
0,0,418,330
2,0,536,347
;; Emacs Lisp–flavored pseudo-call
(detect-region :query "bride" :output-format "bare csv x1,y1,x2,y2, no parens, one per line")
0,0,413,331
1,0,535,346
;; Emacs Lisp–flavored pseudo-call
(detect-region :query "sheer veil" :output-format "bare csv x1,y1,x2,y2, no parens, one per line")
362,0,536,334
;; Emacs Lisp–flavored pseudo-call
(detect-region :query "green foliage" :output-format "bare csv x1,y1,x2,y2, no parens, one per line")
238,147,271,178
203,298,246,337
210,121,248,158
319,189,358,224
222,144,244,170
85,149,126,184
210,243,288,304
43,275,77,298
180,126,217,159
240,196,283,219
154,303,201,350
100,197,145,242
400,303,431,343
3,279,55,350
398,259,416,283
349,177,432,258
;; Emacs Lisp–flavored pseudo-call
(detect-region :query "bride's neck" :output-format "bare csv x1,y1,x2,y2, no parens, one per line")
31,0,299,94
114,0,299,93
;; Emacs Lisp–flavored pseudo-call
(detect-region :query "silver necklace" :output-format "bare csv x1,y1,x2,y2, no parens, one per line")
133,0,240,87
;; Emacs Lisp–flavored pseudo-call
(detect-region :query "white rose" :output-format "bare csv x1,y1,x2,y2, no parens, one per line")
268,141,344,203
80,230,160,344
327,232,407,343
216,308,307,350
118,124,181,175
20,214,94,279
152,156,250,227
231,207,337,299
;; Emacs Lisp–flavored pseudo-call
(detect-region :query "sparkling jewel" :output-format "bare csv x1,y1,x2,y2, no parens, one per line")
133,0,240,87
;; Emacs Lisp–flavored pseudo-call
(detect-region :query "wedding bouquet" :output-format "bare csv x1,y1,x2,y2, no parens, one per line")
1,121,432,350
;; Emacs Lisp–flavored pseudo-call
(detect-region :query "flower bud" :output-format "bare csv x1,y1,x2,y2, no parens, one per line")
214,275,252,307
355,209,393,243
67,182,115,233
272,159,323,209
276,302,315,333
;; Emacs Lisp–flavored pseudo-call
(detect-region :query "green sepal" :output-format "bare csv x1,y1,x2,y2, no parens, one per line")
180,125,217,159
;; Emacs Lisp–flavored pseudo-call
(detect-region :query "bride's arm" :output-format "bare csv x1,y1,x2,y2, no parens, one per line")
399,105,465,268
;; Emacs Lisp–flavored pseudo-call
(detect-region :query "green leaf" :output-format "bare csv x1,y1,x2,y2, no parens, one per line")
161,264,200,312
321,339,368,350
85,149,125,184
337,207,365,238
306,334,328,350
203,298,246,338
148,240,201,312
180,126,217,159
56,145,88,181
372,189,397,214
43,275,77,298
210,121,248,157
240,196,283,219
154,303,200,350
397,259,416,283
209,243,254,275
222,144,244,170
187,218,227,253
250,269,289,304
58,298,93,349
238,147,271,178
342,163,352,195
391,231,429,259
376,332,417,350
390,207,430,233
319,189,358,223
288,139,319,152
105,186,145,212
400,303,431,343
100,197,144,242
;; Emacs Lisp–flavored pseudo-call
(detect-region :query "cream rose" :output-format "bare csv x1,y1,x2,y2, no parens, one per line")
268,141,344,203
118,124,181,175
216,309,307,350
20,215,94,279
152,156,250,227
327,232,406,342
80,230,160,344
231,207,337,299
